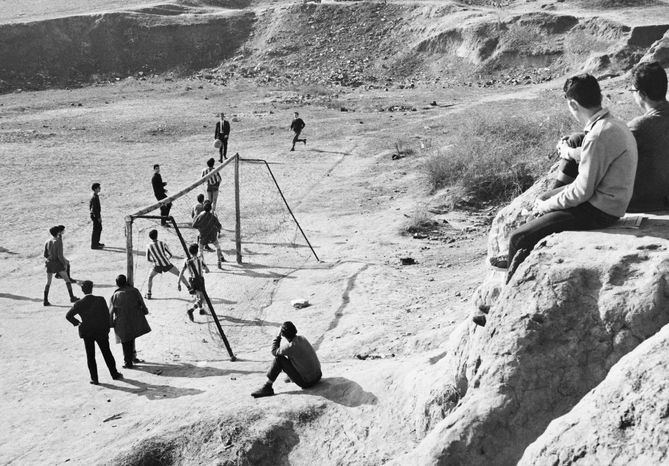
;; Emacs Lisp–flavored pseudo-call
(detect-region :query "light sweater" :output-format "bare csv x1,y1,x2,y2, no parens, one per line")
544,109,637,217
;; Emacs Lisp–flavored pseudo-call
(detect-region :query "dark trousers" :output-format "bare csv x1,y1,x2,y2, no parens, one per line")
555,158,579,186
292,131,305,149
122,339,135,365
218,138,228,161
84,335,118,382
91,218,102,247
159,202,172,225
267,355,320,388
508,202,618,271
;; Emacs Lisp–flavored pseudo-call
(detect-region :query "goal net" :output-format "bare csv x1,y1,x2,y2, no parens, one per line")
124,154,318,357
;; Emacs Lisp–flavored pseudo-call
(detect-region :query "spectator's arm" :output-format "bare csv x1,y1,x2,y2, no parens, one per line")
65,305,80,327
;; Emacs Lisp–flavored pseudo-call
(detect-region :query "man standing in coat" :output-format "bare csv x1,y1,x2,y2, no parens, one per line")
90,183,104,249
151,164,172,226
66,280,123,385
110,274,151,369
215,112,231,162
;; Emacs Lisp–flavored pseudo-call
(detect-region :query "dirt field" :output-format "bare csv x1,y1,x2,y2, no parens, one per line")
0,76,506,463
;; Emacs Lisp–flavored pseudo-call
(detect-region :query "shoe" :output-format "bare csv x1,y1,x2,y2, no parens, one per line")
290,148,295,152
70,296,80,303
199,308,207,315
132,358,145,364
43,300,51,307
251,383,275,398
91,244,105,249
304,139,307,145
187,308,195,322
123,363,134,369
489,256,509,269
473,314,487,327
112,372,124,380
144,292,152,300
90,380,99,385
217,262,223,270
203,245,214,252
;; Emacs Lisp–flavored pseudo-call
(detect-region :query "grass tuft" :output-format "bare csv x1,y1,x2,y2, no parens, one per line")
422,108,573,205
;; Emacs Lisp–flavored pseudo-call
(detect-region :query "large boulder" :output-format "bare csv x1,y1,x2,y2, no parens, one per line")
640,29,669,67
519,322,669,466
398,228,669,466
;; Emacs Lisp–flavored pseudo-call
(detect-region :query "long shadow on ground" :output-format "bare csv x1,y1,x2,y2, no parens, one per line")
282,377,377,407
131,362,262,378
98,377,203,400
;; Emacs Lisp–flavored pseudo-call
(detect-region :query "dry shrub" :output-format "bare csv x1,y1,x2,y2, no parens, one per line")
423,107,573,205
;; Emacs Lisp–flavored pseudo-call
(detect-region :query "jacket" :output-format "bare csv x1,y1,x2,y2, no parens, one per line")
215,120,230,140
151,173,167,200
66,295,111,339
109,285,151,343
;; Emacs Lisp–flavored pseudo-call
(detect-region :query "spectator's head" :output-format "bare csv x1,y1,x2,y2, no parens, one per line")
631,61,667,102
563,74,602,111
91,182,101,193
220,112,225,119
188,243,199,255
280,321,297,340
57,225,65,237
203,200,212,212
207,158,215,168
149,229,158,240
294,112,299,118
153,164,160,173
49,226,60,237
81,280,94,294
197,193,205,203
115,274,127,287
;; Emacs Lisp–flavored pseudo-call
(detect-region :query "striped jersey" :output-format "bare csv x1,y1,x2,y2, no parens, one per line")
185,255,204,277
146,240,173,267
201,167,221,188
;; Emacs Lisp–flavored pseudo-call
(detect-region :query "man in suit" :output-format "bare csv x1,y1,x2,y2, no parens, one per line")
151,164,171,226
215,112,231,162
90,182,104,249
65,280,123,385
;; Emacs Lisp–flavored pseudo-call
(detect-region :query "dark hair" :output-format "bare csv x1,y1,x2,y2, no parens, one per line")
281,321,297,339
91,183,100,191
197,193,205,202
57,225,65,232
207,158,215,168
149,229,158,240
632,61,667,101
188,243,199,255
203,200,212,212
49,226,60,237
116,274,127,287
153,164,160,170
81,280,94,294
563,74,602,109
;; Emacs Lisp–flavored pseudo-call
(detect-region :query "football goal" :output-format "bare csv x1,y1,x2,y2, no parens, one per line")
124,154,319,359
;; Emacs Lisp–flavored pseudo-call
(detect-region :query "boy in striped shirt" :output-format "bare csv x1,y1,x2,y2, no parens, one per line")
145,229,188,299
201,158,222,211
178,243,207,322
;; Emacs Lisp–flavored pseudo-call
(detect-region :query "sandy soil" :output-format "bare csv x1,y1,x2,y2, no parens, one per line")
0,76,502,464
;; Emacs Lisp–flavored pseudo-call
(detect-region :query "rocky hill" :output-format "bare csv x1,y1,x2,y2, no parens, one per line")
1,0,668,92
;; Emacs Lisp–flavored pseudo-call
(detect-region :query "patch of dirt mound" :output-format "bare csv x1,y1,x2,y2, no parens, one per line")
113,405,324,466
0,9,254,92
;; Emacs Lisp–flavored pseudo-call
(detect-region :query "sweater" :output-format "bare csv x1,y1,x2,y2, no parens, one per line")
544,109,638,217
272,335,321,385
627,101,669,212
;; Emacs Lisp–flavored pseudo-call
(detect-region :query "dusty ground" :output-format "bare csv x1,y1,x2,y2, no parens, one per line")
0,77,501,464
0,0,665,463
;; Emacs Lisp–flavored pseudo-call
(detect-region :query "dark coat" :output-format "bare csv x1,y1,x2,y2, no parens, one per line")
110,285,151,343
89,193,101,221
66,295,111,339
215,120,230,140
151,173,167,200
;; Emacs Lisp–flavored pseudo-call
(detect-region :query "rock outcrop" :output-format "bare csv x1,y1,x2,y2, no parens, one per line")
399,223,669,465
519,322,669,466
642,29,669,67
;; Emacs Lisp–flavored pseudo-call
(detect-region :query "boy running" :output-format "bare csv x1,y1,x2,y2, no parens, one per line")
290,112,307,151
145,229,188,299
